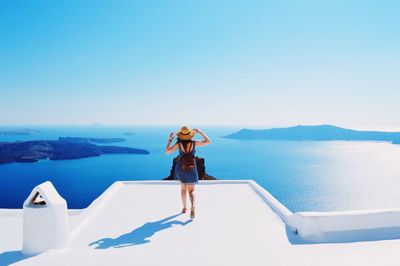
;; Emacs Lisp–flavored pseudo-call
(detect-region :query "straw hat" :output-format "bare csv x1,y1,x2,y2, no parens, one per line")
176,126,196,140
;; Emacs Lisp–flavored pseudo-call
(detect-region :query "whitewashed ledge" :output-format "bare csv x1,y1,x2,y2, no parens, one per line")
1,180,400,266
249,180,400,243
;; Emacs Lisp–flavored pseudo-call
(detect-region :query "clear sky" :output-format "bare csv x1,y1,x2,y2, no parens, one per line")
1,0,399,129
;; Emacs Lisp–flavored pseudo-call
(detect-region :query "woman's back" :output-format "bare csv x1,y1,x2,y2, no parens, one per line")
178,140,196,156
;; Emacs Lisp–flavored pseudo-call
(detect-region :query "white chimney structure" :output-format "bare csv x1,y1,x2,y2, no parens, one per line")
22,181,69,255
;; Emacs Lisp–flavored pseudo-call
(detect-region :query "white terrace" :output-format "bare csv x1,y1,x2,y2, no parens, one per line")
1,180,400,265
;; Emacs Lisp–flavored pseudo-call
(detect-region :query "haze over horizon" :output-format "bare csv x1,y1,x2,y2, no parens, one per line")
1,1,399,129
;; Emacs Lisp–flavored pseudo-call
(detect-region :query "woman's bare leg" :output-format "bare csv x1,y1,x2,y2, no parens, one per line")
181,184,188,210
188,184,195,209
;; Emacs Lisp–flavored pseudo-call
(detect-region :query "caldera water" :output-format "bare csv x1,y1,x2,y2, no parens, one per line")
1,125,400,212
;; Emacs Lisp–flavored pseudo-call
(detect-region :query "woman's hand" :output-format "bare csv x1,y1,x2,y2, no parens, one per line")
193,128,202,134
169,132,174,141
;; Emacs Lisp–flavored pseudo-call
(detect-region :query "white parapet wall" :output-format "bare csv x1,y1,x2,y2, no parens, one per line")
70,181,123,239
238,180,400,243
246,180,296,231
290,208,400,242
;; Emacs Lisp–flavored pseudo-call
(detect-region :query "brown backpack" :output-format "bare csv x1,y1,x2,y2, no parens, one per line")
179,141,195,171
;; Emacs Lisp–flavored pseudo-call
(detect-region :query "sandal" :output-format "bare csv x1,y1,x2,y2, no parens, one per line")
190,207,195,219
181,207,187,213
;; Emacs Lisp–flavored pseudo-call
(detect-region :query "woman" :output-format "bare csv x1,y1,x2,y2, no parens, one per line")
165,126,211,219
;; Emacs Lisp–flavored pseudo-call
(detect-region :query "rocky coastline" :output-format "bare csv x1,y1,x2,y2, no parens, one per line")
0,138,149,164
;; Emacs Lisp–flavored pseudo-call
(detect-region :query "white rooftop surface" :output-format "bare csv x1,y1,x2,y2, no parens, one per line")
1,180,400,265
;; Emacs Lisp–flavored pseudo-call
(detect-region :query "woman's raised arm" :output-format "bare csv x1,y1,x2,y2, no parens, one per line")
194,129,211,147
165,132,179,154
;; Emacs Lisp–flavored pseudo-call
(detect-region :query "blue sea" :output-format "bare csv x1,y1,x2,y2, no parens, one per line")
1,125,400,212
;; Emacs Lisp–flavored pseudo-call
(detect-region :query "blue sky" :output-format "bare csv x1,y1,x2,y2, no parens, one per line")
1,0,399,129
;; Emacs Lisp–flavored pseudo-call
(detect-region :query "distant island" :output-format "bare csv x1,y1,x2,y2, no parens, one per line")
123,131,136,136
0,138,149,164
58,137,125,144
0,129,40,136
224,125,400,143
